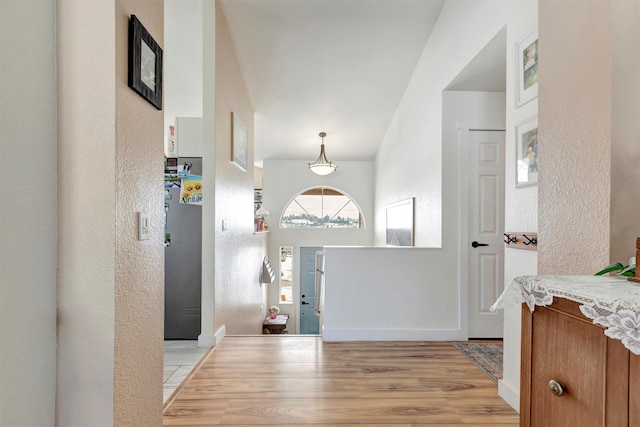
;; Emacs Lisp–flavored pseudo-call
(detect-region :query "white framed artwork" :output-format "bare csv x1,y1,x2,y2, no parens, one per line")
386,198,414,246
516,27,538,107
515,116,538,188
232,112,247,171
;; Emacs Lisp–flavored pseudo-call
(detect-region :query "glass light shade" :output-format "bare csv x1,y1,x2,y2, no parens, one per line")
309,163,336,175
308,142,337,175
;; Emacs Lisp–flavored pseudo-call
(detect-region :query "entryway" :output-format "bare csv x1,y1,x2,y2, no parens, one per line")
299,246,321,334
461,128,505,338
446,27,507,339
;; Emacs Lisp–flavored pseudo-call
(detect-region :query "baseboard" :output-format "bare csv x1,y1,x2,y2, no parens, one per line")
214,325,225,345
322,328,465,341
498,379,520,412
198,325,225,347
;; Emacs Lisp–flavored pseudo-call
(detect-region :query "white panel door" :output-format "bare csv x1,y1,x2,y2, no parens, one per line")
468,130,505,338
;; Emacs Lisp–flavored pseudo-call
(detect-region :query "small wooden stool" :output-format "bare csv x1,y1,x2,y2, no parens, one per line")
263,314,289,334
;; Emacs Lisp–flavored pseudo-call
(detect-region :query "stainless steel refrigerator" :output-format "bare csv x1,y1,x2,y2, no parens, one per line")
164,157,202,339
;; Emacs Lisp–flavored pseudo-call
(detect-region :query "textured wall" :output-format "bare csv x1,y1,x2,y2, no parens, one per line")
215,0,267,335
57,0,164,425
0,1,57,425
114,0,165,424
611,1,640,264
538,0,612,274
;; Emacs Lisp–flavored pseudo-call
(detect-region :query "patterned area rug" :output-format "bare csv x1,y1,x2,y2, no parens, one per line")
451,341,503,384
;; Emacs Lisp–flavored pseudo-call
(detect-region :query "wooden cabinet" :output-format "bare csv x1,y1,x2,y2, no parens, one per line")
520,298,640,427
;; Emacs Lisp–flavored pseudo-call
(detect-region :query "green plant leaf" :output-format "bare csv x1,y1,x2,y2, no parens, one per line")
620,265,636,277
594,262,624,276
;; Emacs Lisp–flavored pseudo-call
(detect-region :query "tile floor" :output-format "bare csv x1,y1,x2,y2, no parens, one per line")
163,340,211,403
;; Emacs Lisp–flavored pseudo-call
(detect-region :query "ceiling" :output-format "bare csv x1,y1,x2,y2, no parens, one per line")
220,0,505,167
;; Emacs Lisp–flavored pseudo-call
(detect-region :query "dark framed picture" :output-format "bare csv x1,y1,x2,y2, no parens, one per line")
386,198,414,246
128,15,163,110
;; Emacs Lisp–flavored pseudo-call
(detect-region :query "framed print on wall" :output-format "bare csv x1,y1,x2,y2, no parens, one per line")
515,116,538,187
232,112,247,171
128,15,163,110
516,27,538,107
386,198,414,246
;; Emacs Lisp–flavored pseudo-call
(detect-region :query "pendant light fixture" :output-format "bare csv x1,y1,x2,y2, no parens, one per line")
308,132,337,175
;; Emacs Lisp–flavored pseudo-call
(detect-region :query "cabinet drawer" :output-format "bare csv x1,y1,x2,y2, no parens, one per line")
521,300,633,427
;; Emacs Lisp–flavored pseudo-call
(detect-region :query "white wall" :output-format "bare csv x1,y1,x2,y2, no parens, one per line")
323,247,465,341
376,1,536,248
262,160,374,332
164,0,223,345
376,1,509,248
320,93,505,341
500,0,538,412
164,0,203,152
56,0,118,424
374,0,537,410
442,90,506,340
0,1,57,425
200,0,218,345
214,0,267,335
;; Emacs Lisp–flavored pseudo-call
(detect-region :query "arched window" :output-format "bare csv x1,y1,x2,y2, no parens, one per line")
280,187,364,229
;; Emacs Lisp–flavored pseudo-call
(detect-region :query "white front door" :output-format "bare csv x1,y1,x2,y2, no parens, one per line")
467,130,505,338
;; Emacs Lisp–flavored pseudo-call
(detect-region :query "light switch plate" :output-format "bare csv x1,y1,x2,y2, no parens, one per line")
222,219,227,231
138,212,150,241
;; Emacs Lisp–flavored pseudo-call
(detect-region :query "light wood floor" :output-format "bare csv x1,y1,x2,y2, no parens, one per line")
163,336,519,426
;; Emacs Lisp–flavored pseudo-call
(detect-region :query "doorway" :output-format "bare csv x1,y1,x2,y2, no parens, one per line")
445,28,507,339
463,129,505,338
299,247,321,334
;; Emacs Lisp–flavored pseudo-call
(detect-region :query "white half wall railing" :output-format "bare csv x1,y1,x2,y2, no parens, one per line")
322,246,464,341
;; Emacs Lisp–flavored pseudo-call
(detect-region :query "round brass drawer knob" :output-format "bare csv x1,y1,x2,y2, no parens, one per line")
549,380,565,396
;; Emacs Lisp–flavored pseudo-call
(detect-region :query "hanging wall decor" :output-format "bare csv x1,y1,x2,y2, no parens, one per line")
232,112,248,171
515,116,538,187
386,198,415,246
128,15,163,110
516,27,538,107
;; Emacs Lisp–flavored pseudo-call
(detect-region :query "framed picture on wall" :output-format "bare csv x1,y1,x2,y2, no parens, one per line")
386,198,414,246
128,15,163,110
516,27,538,107
515,116,538,187
232,112,248,171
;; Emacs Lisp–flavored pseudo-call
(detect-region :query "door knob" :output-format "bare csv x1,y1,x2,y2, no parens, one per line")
471,241,489,248
548,380,565,396
301,301,309,305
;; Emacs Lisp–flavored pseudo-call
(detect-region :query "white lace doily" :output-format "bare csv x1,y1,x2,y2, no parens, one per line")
491,275,640,355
